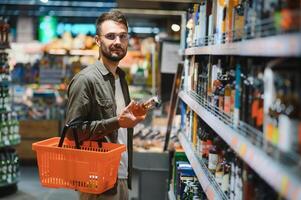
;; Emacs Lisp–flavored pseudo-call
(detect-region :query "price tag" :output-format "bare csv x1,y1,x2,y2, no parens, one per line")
205,186,215,200
281,176,289,197
239,143,247,157
231,137,238,147
292,187,301,200
248,149,254,161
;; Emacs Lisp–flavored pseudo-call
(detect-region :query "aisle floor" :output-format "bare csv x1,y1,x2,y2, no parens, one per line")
2,165,138,200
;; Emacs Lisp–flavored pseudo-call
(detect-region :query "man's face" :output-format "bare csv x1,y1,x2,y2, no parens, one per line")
96,20,128,62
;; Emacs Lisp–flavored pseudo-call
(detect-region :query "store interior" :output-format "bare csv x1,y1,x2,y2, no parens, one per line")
0,0,301,200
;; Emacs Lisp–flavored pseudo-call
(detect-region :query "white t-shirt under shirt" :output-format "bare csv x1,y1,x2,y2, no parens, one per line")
115,76,128,179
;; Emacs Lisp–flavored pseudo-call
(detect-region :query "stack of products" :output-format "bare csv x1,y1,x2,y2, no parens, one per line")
0,17,20,196
0,111,19,146
186,0,300,47
133,124,166,152
182,112,283,199
171,152,207,200
0,148,19,186
184,56,301,158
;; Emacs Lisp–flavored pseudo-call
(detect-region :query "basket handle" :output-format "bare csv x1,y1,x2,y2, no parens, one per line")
58,120,90,149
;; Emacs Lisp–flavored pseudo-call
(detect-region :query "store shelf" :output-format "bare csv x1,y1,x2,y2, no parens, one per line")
47,49,98,56
69,49,98,56
0,137,21,148
178,131,227,200
179,90,301,200
0,179,19,188
185,33,301,57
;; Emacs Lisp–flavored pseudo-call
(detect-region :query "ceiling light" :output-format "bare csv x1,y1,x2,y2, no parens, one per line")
171,24,180,32
40,0,49,3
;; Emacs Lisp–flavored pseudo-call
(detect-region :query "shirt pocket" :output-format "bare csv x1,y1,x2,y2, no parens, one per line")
96,99,114,118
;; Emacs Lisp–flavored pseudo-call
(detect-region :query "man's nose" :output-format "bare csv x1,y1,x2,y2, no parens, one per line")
114,36,122,43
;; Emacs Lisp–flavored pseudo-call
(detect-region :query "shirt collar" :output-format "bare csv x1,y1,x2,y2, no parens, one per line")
95,59,126,78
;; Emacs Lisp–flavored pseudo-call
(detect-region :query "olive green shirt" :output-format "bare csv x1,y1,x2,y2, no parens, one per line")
65,60,133,189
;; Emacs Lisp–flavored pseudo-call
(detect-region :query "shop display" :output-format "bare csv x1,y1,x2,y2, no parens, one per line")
0,148,19,187
169,151,207,200
0,17,20,196
182,113,281,199
167,1,301,200
133,124,168,152
186,0,300,47
184,56,301,158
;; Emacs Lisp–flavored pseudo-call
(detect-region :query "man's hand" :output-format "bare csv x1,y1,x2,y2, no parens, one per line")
131,101,148,116
118,101,147,128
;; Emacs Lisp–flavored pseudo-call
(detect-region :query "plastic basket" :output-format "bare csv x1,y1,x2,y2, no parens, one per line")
32,123,126,194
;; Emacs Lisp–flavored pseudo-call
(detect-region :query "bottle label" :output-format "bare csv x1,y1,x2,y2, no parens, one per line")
272,124,279,145
265,118,274,143
215,171,223,186
222,173,230,193
278,115,298,152
256,107,263,127
251,99,259,119
224,96,231,114
208,153,218,171
206,140,213,157
219,96,224,110
231,89,235,113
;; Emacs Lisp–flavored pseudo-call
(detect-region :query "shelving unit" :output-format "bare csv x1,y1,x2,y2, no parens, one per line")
179,90,301,200
171,2,301,199
185,33,301,57
0,18,20,196
178,131,228,200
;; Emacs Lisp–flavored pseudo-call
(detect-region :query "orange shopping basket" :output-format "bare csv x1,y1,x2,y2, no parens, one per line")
32,121,126,194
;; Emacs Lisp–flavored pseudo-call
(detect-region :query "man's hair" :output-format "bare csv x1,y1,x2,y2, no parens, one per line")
96,10,128,36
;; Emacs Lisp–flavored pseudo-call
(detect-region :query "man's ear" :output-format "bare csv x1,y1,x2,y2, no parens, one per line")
95,35,101,47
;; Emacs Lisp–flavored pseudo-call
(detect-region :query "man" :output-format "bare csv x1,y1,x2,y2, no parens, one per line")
65,10,147,200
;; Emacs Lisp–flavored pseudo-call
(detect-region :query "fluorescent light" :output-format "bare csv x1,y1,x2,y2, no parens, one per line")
40,0,49,3
171,24,180,32
129,27,160,34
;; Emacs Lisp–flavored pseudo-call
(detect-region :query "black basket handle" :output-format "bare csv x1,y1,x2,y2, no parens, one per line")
58,120,90,149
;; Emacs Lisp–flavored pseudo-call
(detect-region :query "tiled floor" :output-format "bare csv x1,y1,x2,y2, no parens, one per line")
2,165,138,200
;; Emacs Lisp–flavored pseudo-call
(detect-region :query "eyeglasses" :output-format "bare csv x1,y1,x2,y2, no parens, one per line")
101,33,129,41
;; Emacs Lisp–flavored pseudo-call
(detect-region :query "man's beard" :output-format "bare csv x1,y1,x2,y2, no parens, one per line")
100,43,127,62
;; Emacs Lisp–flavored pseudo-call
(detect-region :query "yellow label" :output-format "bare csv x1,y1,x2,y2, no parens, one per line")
239,143,247,156
272,127,279,145
281,176,289,197
265,123,274,142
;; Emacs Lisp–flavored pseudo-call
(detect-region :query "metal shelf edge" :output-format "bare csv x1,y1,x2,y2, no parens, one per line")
178,132,225,200
168,184,176,200
179,91,301,200
185,33,301,57
0,179,19,188
0,139,21,149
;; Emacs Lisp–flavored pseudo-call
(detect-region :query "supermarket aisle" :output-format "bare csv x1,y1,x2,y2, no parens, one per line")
3,166,78,200
3,166,138,200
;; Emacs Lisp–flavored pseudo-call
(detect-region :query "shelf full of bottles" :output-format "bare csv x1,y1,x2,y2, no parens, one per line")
185,0,301,57
178,101,286,200
178,53,301,200
185,32,301,57
177,131,227,200
179,89,301,200
0,17,20,189
176,1,301,199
